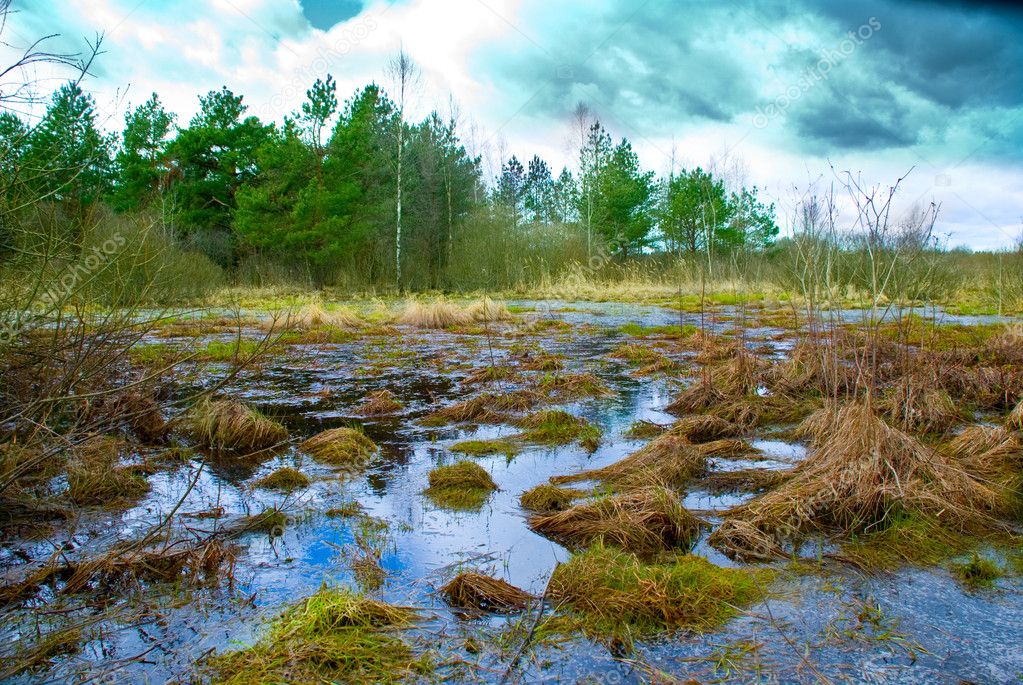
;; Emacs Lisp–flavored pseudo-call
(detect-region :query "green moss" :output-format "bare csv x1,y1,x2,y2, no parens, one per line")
207,587,431,684
254,467,311,491
450,439,519,459
545,544,772,643
951,552,1004,590
326,500,365,518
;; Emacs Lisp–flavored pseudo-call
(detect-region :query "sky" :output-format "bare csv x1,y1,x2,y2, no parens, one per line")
3,0,1022,249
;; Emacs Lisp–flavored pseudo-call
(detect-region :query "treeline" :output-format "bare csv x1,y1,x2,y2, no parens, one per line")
0,69,779,292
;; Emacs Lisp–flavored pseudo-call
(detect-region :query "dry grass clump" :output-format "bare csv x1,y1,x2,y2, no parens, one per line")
714,352,769,397
610,343,661,364
882,381,963,434
789,402,840,446
100,391,167,443
770,340,857,397
301,428,377,468
206,588,429,685
548,543,771,638
1007,398,1023,432
463,365,518,385
188,398,289,452
440,572,532,613
355,389,403,417
538,372,614,399
424,461,498,511
397,300,473,329
517,351,565,371
694,439,755,458
710,403,1002,561
668,415,741,443
551,435,705,489
666,378,727,416
254,467,312,491
946,425,1017,460
528,486,702,555
466,297,513,323
264,302,361,331
515,410,601,450
421,390,542,426
519,484,586,513
66,437,149,506
699,468,793,495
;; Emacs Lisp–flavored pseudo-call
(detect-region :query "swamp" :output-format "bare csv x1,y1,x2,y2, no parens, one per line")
2,1,1023,682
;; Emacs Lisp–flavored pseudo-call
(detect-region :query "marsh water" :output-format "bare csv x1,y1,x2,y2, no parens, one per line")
3,301,1021,684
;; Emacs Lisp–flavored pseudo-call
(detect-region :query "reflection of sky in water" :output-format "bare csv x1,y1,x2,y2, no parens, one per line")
11,301,1023,684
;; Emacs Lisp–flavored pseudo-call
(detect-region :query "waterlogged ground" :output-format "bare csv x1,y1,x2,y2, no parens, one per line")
2,301,1022,684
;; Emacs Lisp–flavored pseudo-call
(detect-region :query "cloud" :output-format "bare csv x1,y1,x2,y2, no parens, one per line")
3,0,1021,248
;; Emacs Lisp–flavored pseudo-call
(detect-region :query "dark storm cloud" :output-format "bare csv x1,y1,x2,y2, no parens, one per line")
484,0,1023,157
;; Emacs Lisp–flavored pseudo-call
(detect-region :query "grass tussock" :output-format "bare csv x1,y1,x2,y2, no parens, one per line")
355,389,403,416
528,486,703,555
946,425,1019,461
465,296,513,323
668,415,742,444
188,398,289,452
694,439,755,458
515,410,601,450
666,378,727,416
301,428,377,468
538,372,615,399
710,403,1002,562
463,365,518,385
1007,398,1023,432
397,299,473,329
450,439,519,459
517,351,565,372
519,483,587,513
951,552,1004,590
264,302,362,331
551,434,705,489
699,468,793,495
254,467,312,491
424,461,498,511
66,437,150,506
624,420,666,439
882,381,963,434
548,543,771,639
206,588,428,685
420,390,541,426
440,572,532,613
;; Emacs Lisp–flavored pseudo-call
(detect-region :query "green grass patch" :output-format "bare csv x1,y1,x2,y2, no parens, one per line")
839,514,971,570
618,323,697,338
515,410,601,451
423,461,498,511
206,587,430,684
545,544,772,643
950,552,1004,590
450,439,519,459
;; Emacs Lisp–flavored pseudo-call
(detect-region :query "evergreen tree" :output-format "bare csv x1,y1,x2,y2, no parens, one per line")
168,87,270,265
112,93,175,211
659,167,730,255
22,83,112,213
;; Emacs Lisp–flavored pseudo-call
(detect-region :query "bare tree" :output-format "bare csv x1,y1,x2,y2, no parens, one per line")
0,0,103,113
386,49,420,290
